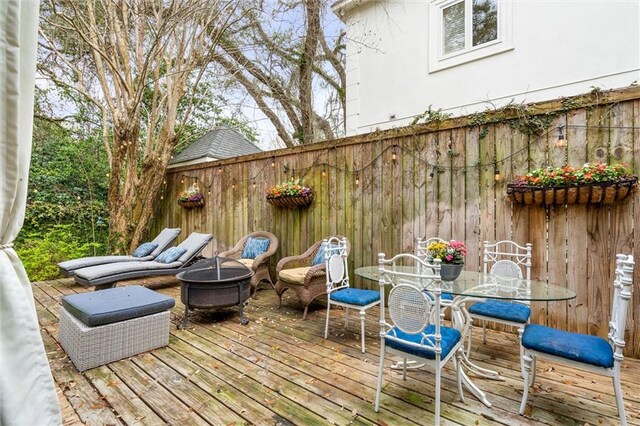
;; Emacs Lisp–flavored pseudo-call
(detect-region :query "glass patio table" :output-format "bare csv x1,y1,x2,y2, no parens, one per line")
354,266,576,407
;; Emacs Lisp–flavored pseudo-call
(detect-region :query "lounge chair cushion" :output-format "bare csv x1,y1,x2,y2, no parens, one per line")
522,324,614,368
59,255,142,273
62,285,175,327
278,267,311,285
75,260,183,282
241,237,270,259
156,247,187,264
330,288,380,306
468,300,531,323
386,325,461,359
133,242,158,258
58,227,181,275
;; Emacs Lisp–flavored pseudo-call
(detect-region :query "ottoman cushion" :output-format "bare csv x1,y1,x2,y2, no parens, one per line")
62,285,175,327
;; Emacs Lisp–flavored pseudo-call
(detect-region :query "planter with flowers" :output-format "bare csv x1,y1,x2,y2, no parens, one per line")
266,178,313,208
177,185,205,208
426,240,467,281
507,163,638,206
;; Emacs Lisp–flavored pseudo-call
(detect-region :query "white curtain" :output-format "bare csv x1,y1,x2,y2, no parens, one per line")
0,1,62,424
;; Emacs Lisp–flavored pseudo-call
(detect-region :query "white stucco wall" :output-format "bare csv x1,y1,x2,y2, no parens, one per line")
336,0,640,135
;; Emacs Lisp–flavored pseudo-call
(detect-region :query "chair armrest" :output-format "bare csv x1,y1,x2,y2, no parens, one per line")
276,254,310,273
304,263,326,285
276,240,323,274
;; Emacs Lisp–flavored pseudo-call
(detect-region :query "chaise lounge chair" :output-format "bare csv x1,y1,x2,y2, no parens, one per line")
73,232,213,290
58,228,181,276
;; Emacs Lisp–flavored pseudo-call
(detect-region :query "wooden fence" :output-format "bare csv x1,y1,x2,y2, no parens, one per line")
154,86,640,357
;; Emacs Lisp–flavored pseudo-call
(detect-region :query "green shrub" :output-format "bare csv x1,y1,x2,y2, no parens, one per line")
16,225,103,282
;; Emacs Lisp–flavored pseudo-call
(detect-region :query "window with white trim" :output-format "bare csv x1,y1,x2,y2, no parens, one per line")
429,0,512,72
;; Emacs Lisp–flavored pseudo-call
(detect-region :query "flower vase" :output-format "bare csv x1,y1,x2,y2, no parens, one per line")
440,264,463,281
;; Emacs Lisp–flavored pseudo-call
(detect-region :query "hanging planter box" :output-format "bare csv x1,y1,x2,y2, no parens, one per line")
507,177,638,205
266,193,314,209
266,178,313,209
178,198,205,208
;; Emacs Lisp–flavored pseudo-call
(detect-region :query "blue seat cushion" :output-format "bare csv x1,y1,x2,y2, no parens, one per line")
522,324,614,369
155,247,187,264
62,285,175,327
132,241,158,257
331,288,380,306
241,237,270,259
386,325,461,359
424,291,453,302
468,300,531,323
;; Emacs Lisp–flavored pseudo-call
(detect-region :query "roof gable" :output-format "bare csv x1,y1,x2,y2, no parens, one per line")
170,127,261,165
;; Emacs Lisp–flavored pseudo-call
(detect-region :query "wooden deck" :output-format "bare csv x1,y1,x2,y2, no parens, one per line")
35,278,640,426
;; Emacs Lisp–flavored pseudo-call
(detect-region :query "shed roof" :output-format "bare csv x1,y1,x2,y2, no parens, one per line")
169,127,261,165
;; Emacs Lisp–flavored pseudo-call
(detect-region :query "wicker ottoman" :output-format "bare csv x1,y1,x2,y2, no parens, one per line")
58,285,175,371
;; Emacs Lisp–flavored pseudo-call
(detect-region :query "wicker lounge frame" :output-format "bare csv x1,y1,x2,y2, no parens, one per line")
73,232,213,290
274,236,350,319
218,231,279,295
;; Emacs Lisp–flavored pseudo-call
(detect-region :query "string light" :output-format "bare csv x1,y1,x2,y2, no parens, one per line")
180,178,184,184
168,125,633,195
556,125,567,148
494,164,502,182
232,180,236,190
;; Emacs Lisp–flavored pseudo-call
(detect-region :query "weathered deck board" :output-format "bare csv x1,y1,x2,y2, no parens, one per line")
35,279,640,425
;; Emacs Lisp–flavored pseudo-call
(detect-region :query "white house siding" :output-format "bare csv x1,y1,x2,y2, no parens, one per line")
336,0,640,135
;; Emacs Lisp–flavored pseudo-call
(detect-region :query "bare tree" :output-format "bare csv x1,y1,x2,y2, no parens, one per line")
214,0,346,147
38,0,240,250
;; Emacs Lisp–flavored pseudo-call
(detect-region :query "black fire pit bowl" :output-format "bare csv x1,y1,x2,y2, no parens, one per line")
176,256,254,327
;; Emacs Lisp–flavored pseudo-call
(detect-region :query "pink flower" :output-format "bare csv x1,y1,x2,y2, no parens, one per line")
445,254,454,262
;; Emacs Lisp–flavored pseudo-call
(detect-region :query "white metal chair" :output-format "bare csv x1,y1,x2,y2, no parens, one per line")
519,254,634,425
466,240,532,374
324,237,380,353
374,253,464,424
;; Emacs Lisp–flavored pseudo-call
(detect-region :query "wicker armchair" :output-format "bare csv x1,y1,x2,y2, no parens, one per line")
274,236,350,319
219,231,279,295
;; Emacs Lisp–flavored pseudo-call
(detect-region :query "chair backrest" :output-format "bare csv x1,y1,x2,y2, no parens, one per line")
483,240,532,280
378,253,444,355
325,236,349,293
176,232,213,264
149,228,181,257
608,254,634,361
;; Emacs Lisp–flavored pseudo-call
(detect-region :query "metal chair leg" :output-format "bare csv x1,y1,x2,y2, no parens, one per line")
359,309,366,353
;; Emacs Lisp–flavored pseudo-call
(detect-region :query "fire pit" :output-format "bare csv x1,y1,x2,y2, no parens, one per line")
176,256,254,327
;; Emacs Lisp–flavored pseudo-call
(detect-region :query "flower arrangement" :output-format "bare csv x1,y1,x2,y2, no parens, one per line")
177,184,204,208
426,240,467,265
507,162,638,205
266,178,312,199
265,178,313,208
513,163,632,188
